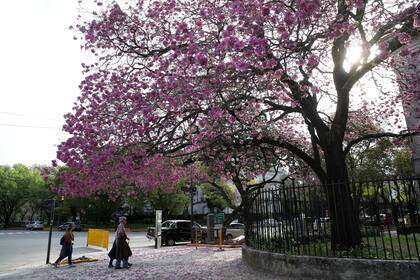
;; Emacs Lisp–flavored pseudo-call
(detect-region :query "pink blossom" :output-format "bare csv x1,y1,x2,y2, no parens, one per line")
196,53,208,66
307,54,319,67
284,11,295,26
208,107,224,119
399,48,411,57
397,32,412,45
198,118,207,128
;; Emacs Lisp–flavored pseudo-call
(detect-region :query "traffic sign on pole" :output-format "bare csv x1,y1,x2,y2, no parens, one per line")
214,213,224,225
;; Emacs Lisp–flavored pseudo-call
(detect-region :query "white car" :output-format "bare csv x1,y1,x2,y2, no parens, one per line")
25,221,44,230
313,217,330,234
225,222,245,240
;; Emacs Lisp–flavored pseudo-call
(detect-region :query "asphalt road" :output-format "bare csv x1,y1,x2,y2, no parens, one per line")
0,230,152,276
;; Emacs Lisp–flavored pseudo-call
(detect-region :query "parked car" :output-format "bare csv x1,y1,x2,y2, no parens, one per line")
225,222,245,240
58,222,82,231
25,221,44,230
252,218,284,238
147,220,206,246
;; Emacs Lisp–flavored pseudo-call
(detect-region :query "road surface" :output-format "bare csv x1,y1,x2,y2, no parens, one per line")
0,230,152,276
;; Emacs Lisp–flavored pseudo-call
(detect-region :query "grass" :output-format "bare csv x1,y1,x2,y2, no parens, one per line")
248,232,420,260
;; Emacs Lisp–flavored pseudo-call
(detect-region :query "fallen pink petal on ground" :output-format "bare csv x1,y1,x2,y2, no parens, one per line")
0,246,283,280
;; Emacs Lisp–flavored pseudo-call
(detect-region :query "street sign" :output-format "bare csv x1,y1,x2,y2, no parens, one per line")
214,213,224,224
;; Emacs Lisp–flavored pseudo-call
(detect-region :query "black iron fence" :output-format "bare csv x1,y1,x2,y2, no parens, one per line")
245,177,420,260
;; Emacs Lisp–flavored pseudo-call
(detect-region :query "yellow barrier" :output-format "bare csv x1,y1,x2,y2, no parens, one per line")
86,228,109,250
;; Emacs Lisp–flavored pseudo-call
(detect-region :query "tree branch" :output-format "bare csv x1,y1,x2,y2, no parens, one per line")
254,137,327,181
344,130,420,156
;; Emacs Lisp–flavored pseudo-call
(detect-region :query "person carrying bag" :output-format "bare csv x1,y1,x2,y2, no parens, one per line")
52,224,75,268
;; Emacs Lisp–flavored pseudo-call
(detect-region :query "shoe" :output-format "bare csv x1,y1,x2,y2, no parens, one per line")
68,264,75,268
108,264,114,268
128,263,132,267
122,266,129,269
115,266,122,269
52,263,59,268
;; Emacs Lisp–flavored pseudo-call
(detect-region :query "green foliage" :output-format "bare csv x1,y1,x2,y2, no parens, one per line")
59,194,121,225
201,182,236,211
146,187,189,216
347,139,414,181
0,164,50,227
125,190,147,215
392,147,414,177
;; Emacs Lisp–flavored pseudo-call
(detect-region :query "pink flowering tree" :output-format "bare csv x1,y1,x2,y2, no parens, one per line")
58,0,420,248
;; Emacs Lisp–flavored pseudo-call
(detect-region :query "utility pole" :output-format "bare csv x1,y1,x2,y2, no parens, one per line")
181,178,196,243
190,177,194,243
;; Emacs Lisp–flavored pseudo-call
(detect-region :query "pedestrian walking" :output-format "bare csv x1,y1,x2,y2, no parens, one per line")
114,216,132,269
52,224,74,268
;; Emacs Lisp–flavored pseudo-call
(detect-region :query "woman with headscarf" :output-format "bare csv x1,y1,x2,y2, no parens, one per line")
114,216,132,269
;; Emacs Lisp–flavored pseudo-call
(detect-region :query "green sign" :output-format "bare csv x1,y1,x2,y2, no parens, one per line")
214,213,224,224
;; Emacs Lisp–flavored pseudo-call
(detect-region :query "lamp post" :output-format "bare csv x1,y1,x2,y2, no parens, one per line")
45,196,64,264
181,178,196,243
45,199,56,264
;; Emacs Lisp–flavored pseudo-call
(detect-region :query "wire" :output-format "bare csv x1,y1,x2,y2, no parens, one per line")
0,111,62,122
0,123,61,130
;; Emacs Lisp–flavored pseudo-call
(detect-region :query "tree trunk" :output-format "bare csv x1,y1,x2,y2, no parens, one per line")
70,206,77,222
222,205,243,239
324,146,361,249
3,210,13,228
2,202,17,228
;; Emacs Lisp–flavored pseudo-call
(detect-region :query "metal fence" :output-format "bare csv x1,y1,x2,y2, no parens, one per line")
245,177,420,260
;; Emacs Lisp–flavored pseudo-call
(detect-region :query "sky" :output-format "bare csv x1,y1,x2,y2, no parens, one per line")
0,0,83,166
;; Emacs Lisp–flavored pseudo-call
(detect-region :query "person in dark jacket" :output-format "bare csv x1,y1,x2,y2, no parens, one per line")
114,216,132,269
53,224,74,268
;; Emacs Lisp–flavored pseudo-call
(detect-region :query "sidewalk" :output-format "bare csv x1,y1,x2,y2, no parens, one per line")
0,246,280,280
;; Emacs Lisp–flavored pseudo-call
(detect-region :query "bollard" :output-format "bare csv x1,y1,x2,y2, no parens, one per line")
219,225,223,250
195,228,198,250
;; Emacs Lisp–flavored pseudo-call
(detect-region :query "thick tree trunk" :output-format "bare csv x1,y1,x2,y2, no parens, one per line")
2,202,16,228
222,205,242,239
3,216,11,228
324,147,361,249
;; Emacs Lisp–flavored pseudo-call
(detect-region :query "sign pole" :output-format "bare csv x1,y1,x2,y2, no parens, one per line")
155,210,162,249
190,178,194,243
181,183,196,244
46,199,56,264
214,212,225,250
219,225,223,250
